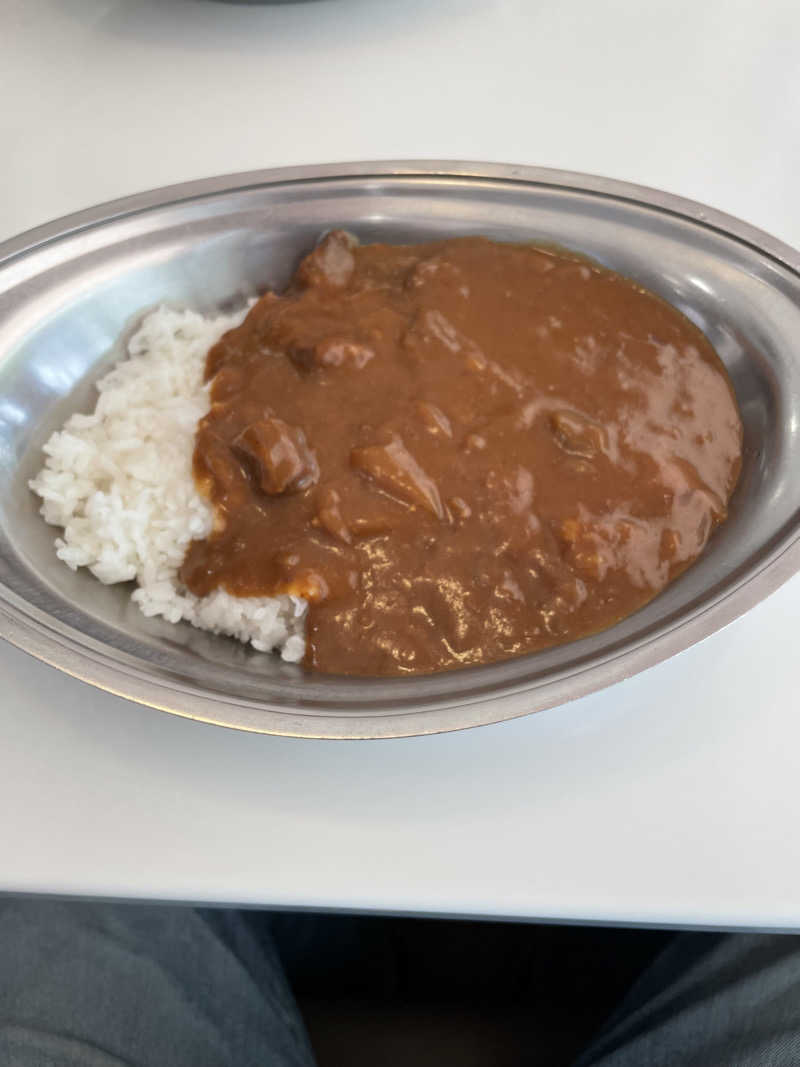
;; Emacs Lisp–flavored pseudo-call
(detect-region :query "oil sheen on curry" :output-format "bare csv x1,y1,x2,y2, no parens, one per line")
181,233,743,676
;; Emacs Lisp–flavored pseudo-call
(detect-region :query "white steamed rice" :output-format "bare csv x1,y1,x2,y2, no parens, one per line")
29,306,307,661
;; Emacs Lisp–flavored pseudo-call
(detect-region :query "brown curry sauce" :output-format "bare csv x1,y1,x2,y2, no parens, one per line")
181,233,743,675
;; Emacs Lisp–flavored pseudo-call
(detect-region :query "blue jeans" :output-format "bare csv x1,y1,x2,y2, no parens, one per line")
0,900,798,1066
0,902,312,1066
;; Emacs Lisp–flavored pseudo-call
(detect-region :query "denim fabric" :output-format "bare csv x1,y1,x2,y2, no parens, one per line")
0,901,315,1067
575,933,800,1066
3,900,800,1066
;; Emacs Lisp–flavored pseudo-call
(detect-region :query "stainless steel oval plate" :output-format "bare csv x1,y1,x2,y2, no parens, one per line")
1,162,799,738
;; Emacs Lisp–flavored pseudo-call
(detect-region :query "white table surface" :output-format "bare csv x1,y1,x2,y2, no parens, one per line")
3,0,800,928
